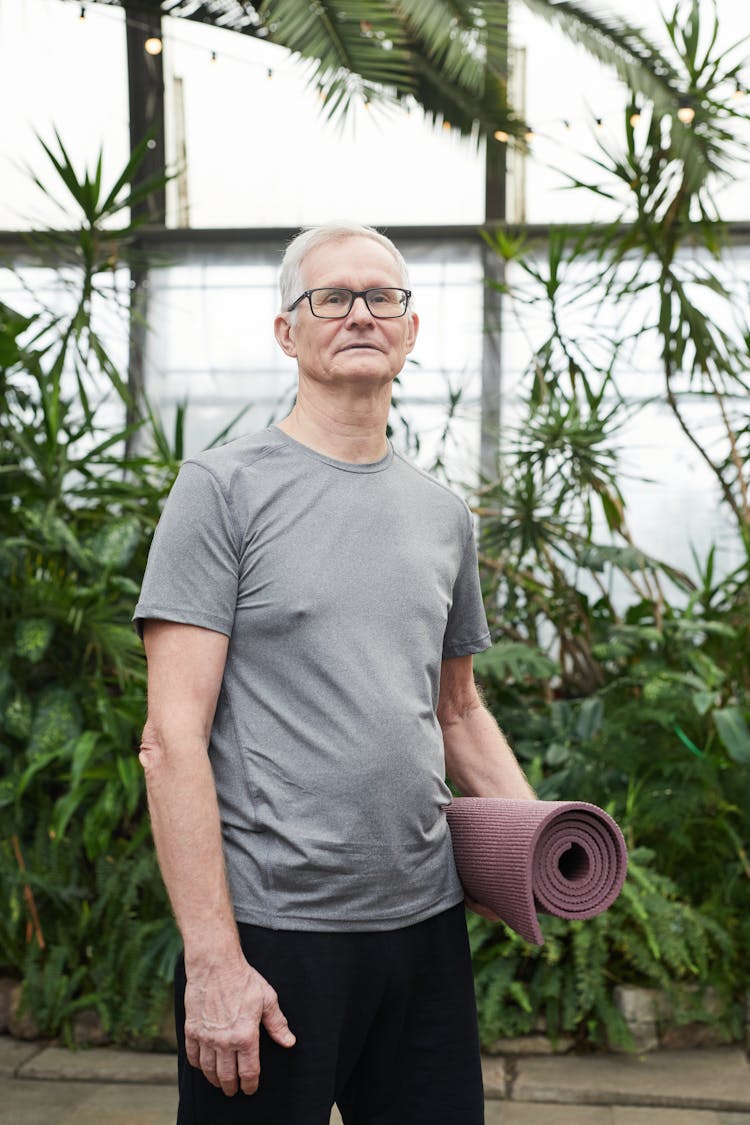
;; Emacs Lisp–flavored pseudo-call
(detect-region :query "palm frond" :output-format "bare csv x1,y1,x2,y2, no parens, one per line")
259,1,413,87
518,0,684,112
77,0,740,154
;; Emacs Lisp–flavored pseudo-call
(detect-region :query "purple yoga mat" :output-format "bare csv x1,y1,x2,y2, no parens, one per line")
446,797,628,945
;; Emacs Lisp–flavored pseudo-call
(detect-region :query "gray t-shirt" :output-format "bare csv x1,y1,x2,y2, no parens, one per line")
134,426,491,931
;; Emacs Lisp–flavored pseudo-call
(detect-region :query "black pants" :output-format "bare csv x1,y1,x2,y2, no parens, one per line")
175,903,484,1124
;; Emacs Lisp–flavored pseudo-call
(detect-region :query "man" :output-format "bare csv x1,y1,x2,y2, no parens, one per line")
135,222,534,1125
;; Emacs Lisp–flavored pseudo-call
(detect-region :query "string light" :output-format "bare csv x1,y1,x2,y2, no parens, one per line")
677,97,695,124
74,0,301,87
78,0,736,136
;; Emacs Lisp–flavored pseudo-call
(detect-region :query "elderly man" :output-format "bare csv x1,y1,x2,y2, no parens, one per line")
135,222,534,1125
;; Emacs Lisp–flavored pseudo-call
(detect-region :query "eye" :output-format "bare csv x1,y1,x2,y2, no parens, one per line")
368,289,399,306
316,288,349,307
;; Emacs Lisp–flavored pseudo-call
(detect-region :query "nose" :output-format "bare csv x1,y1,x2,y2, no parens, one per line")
346,293,374,322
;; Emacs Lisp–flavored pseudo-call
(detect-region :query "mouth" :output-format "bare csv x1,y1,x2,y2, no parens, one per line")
341,343,380,352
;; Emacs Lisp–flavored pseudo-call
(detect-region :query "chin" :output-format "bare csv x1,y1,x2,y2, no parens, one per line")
333,358,392,380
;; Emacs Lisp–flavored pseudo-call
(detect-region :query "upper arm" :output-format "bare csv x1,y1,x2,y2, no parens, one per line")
437,653,482,728
143,620,230,745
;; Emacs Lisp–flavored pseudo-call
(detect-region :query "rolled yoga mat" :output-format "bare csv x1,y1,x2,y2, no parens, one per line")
446,797,628,945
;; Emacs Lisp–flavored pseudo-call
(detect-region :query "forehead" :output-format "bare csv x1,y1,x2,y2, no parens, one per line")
301,236,402,289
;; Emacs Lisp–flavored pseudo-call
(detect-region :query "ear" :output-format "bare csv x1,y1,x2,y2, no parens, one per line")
405,311,419,355
274,313,297,358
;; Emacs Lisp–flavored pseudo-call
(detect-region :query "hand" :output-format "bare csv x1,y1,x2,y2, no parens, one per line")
184,959,296,1096
465,895,501,923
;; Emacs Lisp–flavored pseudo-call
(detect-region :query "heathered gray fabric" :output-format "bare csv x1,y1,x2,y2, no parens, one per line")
134,426,491,931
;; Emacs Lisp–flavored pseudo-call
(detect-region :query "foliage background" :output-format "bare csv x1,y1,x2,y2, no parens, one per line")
1,0,749,1049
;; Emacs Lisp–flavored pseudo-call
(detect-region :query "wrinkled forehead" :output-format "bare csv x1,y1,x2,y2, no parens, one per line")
300,235,405,290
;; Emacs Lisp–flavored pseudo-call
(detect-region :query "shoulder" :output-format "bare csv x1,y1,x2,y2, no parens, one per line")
391,450,473,527
182,428,287,494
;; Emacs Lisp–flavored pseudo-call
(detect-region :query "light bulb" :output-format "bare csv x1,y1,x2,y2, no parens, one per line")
144,36,163,56
677,98,695,124
493,130,509,143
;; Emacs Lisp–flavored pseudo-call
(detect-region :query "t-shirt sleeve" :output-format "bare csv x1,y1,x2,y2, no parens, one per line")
441,509,491,659
133,461,240,638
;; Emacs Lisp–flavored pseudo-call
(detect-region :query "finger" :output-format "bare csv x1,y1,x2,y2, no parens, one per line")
261,992,296,1047
199,1045,220,1088
215,1049,239,1097
185,1032,201,1070
237,1045,261,1096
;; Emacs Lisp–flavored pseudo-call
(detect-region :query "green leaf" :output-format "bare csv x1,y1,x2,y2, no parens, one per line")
16,747,70,798
71,731,101,788
0,779,17,809
713,707,750,765
117,753,143,816
545,742,571,767
575,697,604,742
87,518,142,571
28,686,82,759
4,694,33,741
474,641,559,681
15,618,55,664
691,690,716,717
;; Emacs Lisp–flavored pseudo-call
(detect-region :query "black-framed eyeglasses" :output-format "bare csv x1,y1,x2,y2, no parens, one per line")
287,287,412,319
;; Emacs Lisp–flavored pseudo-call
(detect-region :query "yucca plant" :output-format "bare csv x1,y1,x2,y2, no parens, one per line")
470,0,750,1044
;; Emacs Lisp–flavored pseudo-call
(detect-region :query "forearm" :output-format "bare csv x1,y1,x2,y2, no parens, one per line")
140,721,243,974
443,703,535,800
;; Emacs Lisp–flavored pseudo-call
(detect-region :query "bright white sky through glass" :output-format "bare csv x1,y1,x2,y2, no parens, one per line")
0,0,747,228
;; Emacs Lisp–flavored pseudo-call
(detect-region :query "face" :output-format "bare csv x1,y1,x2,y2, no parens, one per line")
274,236,419,390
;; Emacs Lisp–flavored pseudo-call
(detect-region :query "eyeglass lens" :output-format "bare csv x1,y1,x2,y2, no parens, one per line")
310,288,408,318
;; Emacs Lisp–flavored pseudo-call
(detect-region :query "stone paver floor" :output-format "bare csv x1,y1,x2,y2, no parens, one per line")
2,1080,750,1125
1,1037,748,1124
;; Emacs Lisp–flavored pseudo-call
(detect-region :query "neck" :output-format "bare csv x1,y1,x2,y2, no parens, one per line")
277,381,391,464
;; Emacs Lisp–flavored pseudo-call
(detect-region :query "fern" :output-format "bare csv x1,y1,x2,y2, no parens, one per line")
470,849,737,1049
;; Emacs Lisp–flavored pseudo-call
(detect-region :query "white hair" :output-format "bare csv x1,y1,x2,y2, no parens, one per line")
278,222,411,316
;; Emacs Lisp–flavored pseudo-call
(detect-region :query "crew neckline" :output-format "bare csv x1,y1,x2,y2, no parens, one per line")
269,425,394,474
